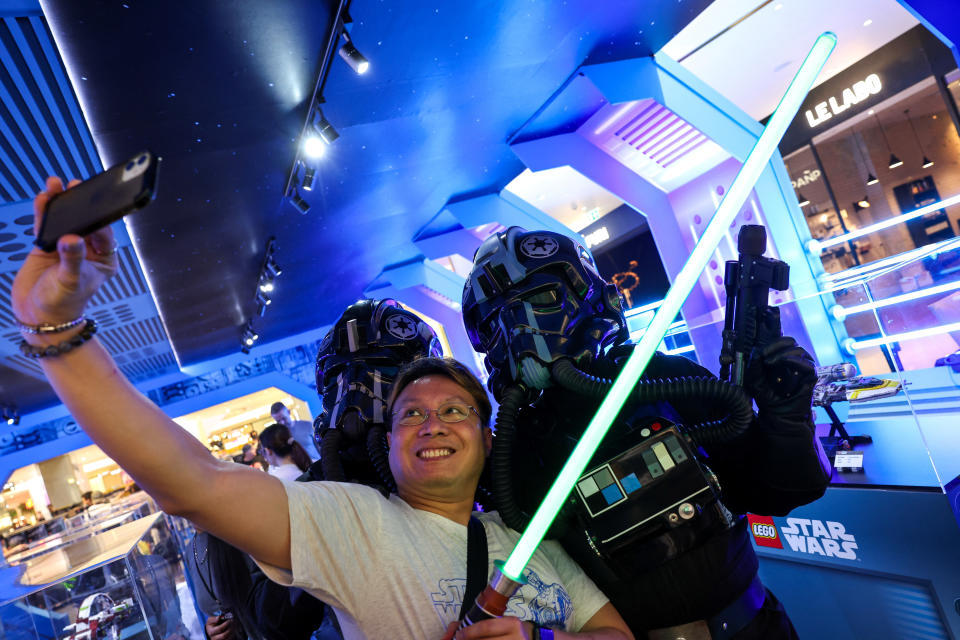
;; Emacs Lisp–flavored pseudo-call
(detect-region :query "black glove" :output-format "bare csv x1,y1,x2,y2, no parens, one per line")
744,336,816,418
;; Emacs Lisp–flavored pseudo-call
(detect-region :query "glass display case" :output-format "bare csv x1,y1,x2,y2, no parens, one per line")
0,513,195,640
3,495,157,568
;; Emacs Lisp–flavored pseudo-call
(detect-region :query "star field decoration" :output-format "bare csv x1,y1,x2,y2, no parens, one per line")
385,314,418,340
520,235,559,259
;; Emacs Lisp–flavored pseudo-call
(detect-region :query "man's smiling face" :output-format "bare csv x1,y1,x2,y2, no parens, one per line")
386,375,491,503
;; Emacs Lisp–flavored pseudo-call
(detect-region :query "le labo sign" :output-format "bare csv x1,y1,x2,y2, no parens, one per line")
805,74,882,128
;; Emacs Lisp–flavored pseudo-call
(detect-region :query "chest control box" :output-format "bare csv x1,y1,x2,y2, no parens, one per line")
573,420,716,555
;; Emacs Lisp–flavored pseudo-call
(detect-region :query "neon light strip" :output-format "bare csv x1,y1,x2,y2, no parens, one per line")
819,237,960,293
832,280,960,319
630,320,687,341
845,321,960,353
625,299,666,317
661,344,696,355
810,193,960,254
500,32,837,581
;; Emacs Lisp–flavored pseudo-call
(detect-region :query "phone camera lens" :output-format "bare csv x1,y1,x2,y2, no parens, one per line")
126,162,135,170
138,155,147,165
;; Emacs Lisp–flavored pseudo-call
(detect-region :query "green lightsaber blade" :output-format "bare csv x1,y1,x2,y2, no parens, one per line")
501,32,837,581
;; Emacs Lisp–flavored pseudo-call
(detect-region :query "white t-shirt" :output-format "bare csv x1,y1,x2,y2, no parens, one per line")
256,481,608,640
267,462,303,482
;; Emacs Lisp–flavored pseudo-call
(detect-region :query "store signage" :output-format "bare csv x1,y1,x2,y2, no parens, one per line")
584,226,610,248
748,514,860,559
805,73,882,128
791,168,821,189
780,517,859,560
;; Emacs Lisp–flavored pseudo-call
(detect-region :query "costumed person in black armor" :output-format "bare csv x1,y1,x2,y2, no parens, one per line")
301,298,443,490
461,227,831,640
241,298,443,639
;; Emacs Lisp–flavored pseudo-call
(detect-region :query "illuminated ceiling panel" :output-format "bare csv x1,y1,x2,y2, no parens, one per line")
580,99,730,192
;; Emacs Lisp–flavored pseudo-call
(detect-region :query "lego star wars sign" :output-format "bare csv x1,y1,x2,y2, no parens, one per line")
748,515,860,560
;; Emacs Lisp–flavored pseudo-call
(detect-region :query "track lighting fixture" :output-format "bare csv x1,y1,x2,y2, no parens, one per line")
264,257,282,278
797,193,810,207
256,291,272,317
240,323,259,354
288,189,310,215
314,110,340,145
2,407,19,426
338,32,369,75
302,165,317,191
242,324,259,348
244,239,278,351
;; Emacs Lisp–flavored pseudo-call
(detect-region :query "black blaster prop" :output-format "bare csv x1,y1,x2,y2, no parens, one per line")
719,225,790,385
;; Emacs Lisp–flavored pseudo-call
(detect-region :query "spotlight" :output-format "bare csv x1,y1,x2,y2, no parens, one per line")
302,135,326,159
242,327,259,347
922,156,934,169
264,258,282,278
259,278,275,293
314,111,340,145
797,192,810,207
338,33,369,74
288,189,310,215
3,408,19,426
302,165,317,191
256,291,272,317
856,197,871,209
866,173,878,186
888,153,903,169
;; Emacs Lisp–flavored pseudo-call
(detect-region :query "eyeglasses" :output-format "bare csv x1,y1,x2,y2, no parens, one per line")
393,402,480,427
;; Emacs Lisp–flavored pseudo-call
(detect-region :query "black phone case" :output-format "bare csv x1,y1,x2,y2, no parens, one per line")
35,151,160,252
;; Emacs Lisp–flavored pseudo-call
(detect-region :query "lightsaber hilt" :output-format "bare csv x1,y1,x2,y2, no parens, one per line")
458,562,525,629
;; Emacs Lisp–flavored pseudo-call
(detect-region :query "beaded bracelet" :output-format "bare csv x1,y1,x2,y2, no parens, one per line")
15,315,86,335
19,318,98,359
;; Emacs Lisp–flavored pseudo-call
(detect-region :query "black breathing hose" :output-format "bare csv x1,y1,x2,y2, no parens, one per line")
550,358,753,445
491,386,530,532
366,425,398,494
319,428,347,482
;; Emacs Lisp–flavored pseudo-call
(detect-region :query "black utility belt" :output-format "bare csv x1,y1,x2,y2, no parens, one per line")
570,418,722,556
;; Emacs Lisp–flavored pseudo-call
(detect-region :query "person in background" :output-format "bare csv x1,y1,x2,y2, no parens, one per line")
270,402,321,461
259,423,312,482
235,444,268,472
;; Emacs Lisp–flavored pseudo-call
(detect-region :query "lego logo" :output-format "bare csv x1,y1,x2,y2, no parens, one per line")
747,514,783,549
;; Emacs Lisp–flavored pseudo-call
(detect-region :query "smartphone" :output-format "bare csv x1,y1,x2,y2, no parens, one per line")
35,150,160,252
